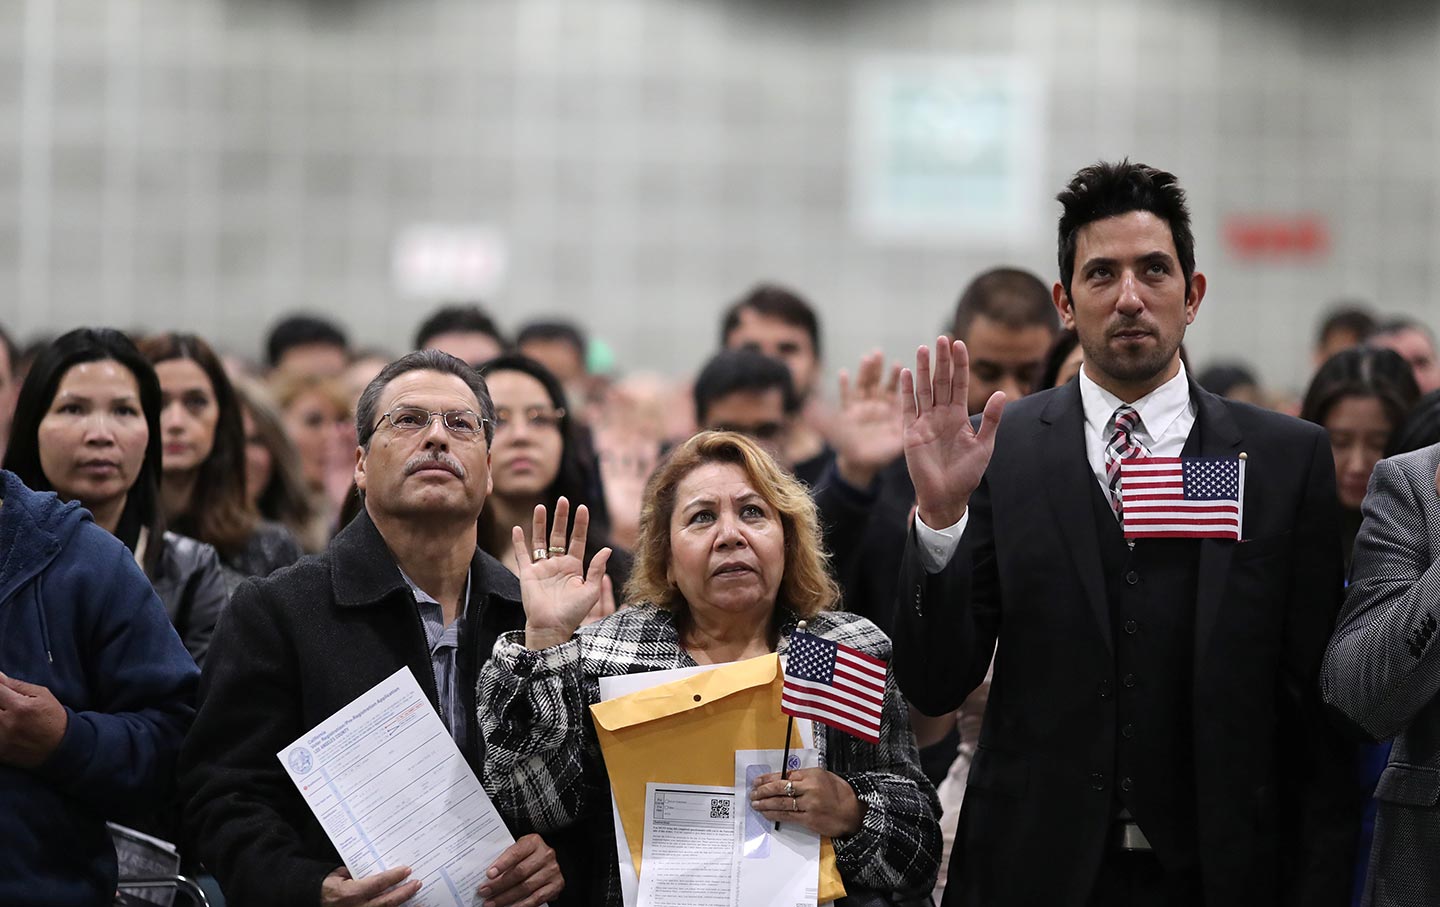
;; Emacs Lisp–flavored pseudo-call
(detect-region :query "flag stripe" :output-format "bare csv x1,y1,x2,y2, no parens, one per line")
1125,499,1239,509
780,698,881,742
836,647,888,672
780,694,882,734
783,678,884,721
836,655,887,683
832,661,886,693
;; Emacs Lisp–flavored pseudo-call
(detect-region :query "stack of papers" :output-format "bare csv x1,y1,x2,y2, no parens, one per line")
278,668,516,907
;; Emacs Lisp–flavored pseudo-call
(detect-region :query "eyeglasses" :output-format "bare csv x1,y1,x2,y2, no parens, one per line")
493,406,565,432
374,406,488,436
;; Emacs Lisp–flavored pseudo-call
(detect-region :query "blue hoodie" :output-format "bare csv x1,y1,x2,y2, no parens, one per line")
0,469,198,906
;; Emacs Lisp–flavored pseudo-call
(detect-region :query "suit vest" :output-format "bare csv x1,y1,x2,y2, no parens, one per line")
1085,427,1205,871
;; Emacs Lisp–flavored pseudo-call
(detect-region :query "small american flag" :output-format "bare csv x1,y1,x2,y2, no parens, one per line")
781,630,887,744
1121,456,1245,540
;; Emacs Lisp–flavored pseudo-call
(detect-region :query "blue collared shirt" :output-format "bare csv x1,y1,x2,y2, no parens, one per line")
398,567,472,755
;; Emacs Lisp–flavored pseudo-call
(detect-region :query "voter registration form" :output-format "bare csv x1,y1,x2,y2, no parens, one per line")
279,667,514,907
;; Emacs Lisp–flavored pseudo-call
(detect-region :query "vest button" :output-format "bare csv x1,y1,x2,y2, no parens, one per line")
1090,773,1106,791
1123,619,1138,635
1122,723,1135,739
1123,673,1137,688
1125,570,1140,585
1120,776,1134,792
1098,680,1112,699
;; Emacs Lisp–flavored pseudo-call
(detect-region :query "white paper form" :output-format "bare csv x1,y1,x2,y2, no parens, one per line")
278,667,515,907
636,783,739,907
597,660,818,907
733,749,822,907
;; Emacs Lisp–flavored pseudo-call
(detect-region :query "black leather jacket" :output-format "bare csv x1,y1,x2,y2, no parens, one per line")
150,531,228,667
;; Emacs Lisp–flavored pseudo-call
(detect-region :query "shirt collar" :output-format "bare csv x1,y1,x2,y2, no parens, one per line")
1079,360,1191,442
397,565,471,613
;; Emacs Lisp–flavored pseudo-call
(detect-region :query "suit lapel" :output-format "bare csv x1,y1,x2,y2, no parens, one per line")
1187,383,1244,673
1040,382,1114,654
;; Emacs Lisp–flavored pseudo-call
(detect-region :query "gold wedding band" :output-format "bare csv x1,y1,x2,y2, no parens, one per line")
532,548,549,562
548,546,567,555
784,780,796,799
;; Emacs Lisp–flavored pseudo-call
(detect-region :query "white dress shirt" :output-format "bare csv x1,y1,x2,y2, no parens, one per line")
916,362,1197,572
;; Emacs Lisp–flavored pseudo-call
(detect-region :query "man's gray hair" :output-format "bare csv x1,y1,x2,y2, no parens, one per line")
355,349,495,449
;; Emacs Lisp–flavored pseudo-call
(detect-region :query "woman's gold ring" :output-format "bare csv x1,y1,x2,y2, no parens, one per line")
548,546,567,555
532,548,549,562
784,780,796,799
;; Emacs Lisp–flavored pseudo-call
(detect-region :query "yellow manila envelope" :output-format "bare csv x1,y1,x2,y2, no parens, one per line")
589,653,846,902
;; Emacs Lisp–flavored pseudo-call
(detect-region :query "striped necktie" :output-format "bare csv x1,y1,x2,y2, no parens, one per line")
1105,405,1144,521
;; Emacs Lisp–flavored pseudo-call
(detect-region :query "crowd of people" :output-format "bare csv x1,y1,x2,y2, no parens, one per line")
4,159,1440,907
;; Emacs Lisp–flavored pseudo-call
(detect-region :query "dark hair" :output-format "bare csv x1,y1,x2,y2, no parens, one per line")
355,349,496,449
1300,347,1420,444
1316,305,1377,348
232,377,326,552
693,349,799,425
1057,160,1196,301
1035,329,1081,391
1373,317,1436,345
414,303,507,351
139,332,257,558
720,283,822,360
953,267,1059,340
477,353,613,546
517,320,587,357
266,314,349,368
3,328,166,576
1389,388,1440,456
1196,362,1260,398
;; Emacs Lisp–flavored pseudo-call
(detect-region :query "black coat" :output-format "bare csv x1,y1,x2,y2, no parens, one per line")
179,510,552,907
893,380,1360,907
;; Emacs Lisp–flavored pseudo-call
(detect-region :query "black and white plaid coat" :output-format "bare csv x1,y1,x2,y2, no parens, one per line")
478,603,941,904
1323,443,1440,907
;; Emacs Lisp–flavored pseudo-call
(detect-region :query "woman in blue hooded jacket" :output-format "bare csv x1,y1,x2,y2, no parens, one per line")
0,467,198,906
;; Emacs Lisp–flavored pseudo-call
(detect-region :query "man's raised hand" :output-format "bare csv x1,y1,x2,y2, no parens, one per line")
829,350,904,490
901,337,1005,529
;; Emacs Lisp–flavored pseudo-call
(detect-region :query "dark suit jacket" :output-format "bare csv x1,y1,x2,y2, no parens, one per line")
178,510,586,907
893,379,1358,907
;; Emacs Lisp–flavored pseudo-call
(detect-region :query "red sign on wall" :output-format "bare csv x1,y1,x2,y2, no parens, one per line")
1223,215,1329,260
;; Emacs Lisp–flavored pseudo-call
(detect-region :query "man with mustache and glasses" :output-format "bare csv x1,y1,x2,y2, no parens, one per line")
892,161,1359,907
180,350,570,907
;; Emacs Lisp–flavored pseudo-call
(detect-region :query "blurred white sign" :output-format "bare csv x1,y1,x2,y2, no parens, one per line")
392,225,508,298
851,56,1045,243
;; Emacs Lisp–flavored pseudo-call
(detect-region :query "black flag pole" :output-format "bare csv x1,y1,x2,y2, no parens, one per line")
775,620,805,831
774,715,794,832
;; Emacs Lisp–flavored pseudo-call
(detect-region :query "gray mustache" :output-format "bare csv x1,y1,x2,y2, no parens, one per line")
404,451,465,479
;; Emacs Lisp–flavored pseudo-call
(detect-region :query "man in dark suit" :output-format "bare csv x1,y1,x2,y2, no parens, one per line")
892,160,1358,906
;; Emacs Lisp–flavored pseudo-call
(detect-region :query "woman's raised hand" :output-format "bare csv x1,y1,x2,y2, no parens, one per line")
512,497,612,650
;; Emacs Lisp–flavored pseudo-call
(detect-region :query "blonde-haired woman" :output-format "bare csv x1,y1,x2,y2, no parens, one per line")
479,430,940,905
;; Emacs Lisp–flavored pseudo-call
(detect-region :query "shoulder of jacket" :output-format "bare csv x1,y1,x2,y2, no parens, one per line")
805,610,891,660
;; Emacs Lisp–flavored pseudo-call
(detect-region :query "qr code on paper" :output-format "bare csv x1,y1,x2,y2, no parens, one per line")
710,799,731,819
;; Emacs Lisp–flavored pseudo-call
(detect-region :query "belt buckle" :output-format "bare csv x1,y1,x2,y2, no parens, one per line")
1116,821,1153,852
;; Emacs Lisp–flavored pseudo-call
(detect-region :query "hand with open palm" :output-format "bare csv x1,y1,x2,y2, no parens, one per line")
512,497,613,650
828,350,904,490
901,337,1005,529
